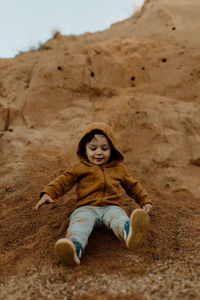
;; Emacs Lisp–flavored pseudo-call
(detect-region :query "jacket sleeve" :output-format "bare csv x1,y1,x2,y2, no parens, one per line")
40,164,77,200
120,166,152,207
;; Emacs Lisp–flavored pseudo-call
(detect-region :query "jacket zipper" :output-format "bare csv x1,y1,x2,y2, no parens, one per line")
100,165,106,199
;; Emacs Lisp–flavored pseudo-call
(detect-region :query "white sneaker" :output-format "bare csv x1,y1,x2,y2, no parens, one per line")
126,209,150,250
55,238,82,265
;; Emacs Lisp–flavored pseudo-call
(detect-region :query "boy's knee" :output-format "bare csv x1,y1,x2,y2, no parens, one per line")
71,206,96,221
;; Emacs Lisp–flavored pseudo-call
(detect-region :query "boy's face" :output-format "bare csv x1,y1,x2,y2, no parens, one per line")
85,134,111,165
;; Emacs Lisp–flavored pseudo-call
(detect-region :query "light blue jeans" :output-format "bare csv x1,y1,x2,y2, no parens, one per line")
66,205,129,249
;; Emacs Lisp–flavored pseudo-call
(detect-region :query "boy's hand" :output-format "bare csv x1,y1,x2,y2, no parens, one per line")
33,193,55,210
143,203,153,214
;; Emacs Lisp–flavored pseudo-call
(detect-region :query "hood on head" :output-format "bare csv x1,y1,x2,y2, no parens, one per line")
77,122,124,166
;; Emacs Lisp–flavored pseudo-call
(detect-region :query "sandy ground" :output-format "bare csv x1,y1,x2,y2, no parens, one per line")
1,0,200,299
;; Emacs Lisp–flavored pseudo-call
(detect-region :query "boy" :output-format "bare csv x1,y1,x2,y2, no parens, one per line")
34,122,153,265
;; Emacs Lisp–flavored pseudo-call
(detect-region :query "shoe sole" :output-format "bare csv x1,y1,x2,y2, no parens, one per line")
126,209,150,250
55,238,80,265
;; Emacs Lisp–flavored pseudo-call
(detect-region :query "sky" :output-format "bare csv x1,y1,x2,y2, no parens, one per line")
0,0,145,58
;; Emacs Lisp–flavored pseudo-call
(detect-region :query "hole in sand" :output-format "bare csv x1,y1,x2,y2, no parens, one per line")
162,58,167,63
57,66,63,71
172,27,176,31
142,67,145,70
131,76,135,81
90,72,95,77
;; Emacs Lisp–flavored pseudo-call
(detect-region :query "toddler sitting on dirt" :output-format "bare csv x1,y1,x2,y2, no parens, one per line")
34,122,153,265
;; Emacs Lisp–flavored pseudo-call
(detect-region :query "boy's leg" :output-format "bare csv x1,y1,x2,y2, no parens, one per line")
102,206,150,249
102,205,129,240
55,206,98,265
66,206,98,249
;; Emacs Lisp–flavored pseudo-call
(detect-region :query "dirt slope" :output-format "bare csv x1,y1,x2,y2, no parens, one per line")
0,0,200,299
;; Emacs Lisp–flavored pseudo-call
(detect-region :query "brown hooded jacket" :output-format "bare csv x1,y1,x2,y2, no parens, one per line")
41,122,152,208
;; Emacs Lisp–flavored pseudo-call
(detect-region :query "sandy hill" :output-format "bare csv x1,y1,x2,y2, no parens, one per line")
0,0,200,299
